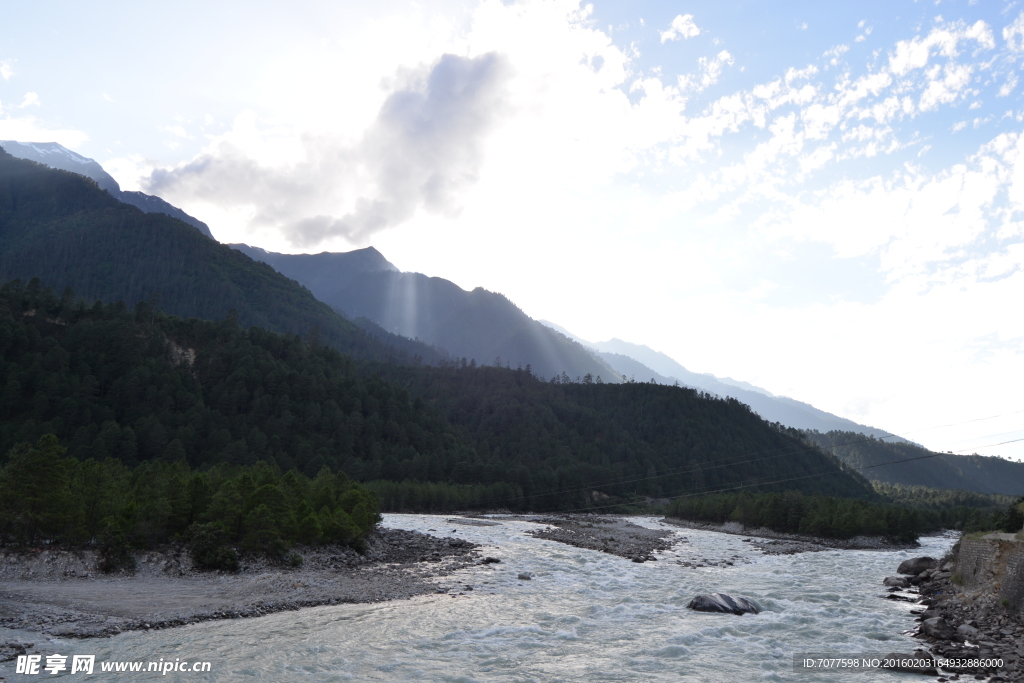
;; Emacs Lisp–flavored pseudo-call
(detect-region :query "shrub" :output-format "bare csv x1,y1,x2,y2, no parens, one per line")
97,521,135,574
187,523,239,572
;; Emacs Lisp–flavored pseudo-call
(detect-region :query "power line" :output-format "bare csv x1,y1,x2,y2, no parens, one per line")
892,409,1024,439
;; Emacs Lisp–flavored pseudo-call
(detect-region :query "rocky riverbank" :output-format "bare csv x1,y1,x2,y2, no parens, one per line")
490,514,678,562
662,517,920,554
883,554,1024,681
0,527,483,645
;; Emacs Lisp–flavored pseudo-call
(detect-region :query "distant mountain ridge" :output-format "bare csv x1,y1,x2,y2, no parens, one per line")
540,320,899,440
0,141,215,239
231,244,623,383
0,146,443,365
805,430,1024,496
0,142,912,442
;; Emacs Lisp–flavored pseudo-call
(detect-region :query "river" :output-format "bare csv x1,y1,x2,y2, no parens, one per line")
4,515,955,681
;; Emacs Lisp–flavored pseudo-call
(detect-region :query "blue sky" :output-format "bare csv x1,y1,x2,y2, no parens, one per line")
3,0,1024,459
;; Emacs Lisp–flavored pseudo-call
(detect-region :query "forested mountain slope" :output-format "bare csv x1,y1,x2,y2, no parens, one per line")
0,149,442,364
232,244,621,383
805,430,1024,496
0,141,216,239
0,281,473,475
0,282,875,510
371,363,876,507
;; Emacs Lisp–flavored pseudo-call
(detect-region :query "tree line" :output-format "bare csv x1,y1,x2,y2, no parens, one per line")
667,489,1024,542
0,434,380,570
666,490,927,542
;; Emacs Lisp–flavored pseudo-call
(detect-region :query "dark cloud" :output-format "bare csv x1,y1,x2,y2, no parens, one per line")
146,52,510,245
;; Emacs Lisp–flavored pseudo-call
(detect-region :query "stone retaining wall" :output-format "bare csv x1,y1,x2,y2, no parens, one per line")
955,535,1024,613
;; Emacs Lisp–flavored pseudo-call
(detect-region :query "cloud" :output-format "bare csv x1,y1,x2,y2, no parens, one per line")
18,92,40,108
918,62,974,111
0,60,12,81
677,50,734,91
0,115,88,147
823,44,850,67
889,20,993,76
1003,11,1024,51
999,73,1018,97
146,52,510,246
161,124,190,139
660,14,700,43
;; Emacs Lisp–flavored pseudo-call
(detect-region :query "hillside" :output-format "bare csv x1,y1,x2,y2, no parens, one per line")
0,281,473,475
805,430,1024,496
232,244,621,383
0,141,216,239
369,363,876,508
0,281,876,511
0,148,442,365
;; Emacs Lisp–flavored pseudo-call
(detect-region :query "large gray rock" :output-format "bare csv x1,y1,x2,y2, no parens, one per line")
687,593,759,615
883,576,909,588
920,617,956,640
956,623,980,641
897,557,938,575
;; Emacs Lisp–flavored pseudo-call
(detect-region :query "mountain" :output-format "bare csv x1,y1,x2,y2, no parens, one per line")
804,431,1024,496
0,141,215,239
0,278,877,513
591,336,773,397
0,147,443,364
0,146,880,510
363,362,878,507
0,282,472,479
541,321,898,439
231,244,622,383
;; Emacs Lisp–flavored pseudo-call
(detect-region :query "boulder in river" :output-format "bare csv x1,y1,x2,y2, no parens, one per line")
687,593,759,615
897,557,937,575
883,576,909,588
920,617,956,640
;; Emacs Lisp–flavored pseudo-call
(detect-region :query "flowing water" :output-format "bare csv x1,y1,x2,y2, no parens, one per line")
3,515,955,682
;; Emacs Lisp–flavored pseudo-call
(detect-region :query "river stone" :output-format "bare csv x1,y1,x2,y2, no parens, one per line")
956,623,980,641
897,557,938,575
883,576,909,588
921,617,956,640
687,593,759,615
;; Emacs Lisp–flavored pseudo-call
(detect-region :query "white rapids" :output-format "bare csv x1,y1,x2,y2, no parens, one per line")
3,515,954,682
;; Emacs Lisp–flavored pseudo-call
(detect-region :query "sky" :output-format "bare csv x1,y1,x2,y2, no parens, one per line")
2,0,1024,461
